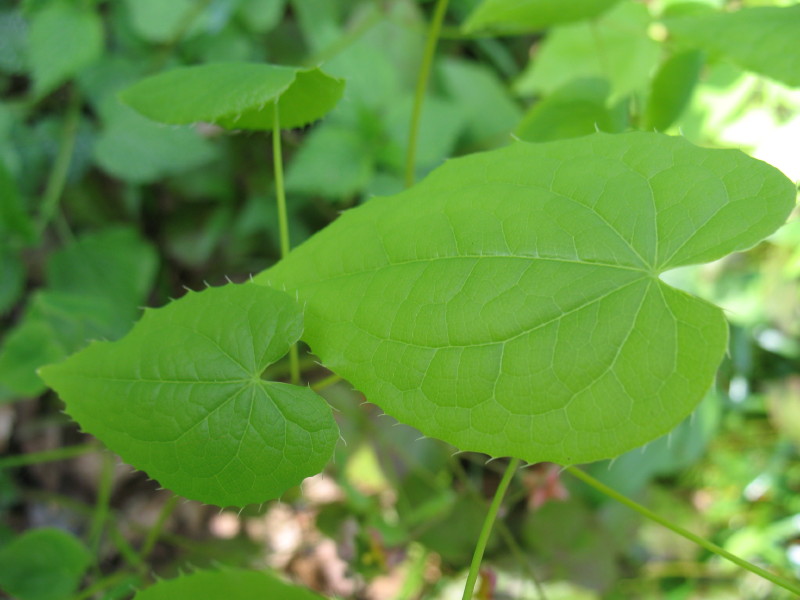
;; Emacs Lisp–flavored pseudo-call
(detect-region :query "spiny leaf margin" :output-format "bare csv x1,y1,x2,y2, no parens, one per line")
255,132,796,465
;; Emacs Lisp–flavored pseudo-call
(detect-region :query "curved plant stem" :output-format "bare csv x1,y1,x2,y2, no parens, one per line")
404,0,450,188
88,451,115,554
311,373,343,391
566,466,800,596
139,493,179,560
0,443,96,469
450,458,548,600
462,457,520,600
36,87,81,237
272,104,301,385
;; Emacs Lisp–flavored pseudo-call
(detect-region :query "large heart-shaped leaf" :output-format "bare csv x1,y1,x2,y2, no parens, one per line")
666,5,800,88
255,132,795,465
40,284,339,507
119,63,344,131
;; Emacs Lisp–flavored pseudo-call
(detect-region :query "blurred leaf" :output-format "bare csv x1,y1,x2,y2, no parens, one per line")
237,0,287,32
515,1,659,101
515,78,626,142
28,0,103,96
383,95,465,173
46,227,158,328
122,0,207,44
644,49,704,131
94,100,218,184
0,9,28,74
0,313,66,399
285,123,374,199
0,528,91,600
0,159,35,245
0,228,158,399
523,499,619,590
120,63,345,131
667,5,800,87
463,0,622,34
0,245,24,315
40,284,340,507
417,494,499,565
439,58,521,147
134,568,325,599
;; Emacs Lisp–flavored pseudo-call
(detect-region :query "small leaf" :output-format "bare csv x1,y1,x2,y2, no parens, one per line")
134,568,325,600
256,132,795,465
40,283,339,507
666,5,800,88
0,528,92,600
644,50,704,132
515,78,626,142
122,0,207,44
120,63,345,131
28,0,103,96
514,2,660,101
463,0,622,34
94,100,218,184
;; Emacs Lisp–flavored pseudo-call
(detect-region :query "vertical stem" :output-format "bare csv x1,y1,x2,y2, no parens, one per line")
88,451,115,554
566,466,800,596
404,0,450,188
462,458,520,600
139,493,179,560
37,87,81,237
272,104,301,385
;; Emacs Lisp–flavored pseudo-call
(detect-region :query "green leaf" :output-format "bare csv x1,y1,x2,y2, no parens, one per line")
439,58,522,147
94,100,218,184
0,528,92,600
285,123,375,199
120,63,345,131
0,160,34,245
0,228,157,399
463,0,622,34
255,132,795,464
40,284,339,507
237,0,287,33
666,5,800,88
644,50,704,132
134,568,325,600
515,78,626,142
122,0,207,44
514,1,659,101
28,0,103,96
0,245,24,315
0,313,66,399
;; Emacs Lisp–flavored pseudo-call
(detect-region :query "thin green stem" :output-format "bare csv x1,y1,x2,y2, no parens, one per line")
311,373,343,391
404,0,450,188
36,87,81,237
462,458,520,600
272,104,301,385
88,451,115,554
450,458,547,600
0,443,96,469
566,466,800,596
138,493,179,560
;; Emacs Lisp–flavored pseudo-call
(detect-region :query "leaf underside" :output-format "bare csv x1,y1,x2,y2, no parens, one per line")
119,62,345,131
256,132,795,465
40,284,339,507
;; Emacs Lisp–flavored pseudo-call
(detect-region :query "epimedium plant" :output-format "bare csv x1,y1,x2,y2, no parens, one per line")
4,0,799,598
41,73,799,598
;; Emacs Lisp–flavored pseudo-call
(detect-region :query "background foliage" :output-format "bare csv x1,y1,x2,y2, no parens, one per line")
1,0,799,598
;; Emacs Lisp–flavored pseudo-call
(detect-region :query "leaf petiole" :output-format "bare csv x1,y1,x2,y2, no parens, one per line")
462,457,520,600
566,466,800,596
